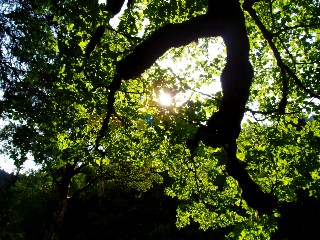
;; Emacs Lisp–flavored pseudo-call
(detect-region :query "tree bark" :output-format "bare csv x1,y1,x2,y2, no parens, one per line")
48,197,69,240
48,163,76,240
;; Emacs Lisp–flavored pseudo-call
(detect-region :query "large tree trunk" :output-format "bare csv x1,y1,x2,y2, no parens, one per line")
48,197,69,240
48,163,75,240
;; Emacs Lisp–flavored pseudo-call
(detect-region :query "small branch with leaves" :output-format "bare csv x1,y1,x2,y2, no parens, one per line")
243,1,320,104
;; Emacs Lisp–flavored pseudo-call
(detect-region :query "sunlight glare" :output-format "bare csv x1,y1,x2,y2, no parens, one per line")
159,90,172,106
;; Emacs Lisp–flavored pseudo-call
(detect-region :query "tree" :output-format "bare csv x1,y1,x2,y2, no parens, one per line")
2,171,55,240
0,169,21,239
1,1,163,239
0,0,319,239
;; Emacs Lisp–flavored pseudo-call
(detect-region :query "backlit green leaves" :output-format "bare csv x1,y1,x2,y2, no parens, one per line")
1,0,320,238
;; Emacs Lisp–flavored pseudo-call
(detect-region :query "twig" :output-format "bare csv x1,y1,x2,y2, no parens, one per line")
272,23,320,37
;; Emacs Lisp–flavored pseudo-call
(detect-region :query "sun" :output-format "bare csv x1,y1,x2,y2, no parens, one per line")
159,90,173,106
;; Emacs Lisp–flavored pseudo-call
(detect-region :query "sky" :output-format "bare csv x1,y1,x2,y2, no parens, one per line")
0,154,39,174
0,119,40,173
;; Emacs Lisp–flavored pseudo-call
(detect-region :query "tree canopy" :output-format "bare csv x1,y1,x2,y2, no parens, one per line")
0,0,320,239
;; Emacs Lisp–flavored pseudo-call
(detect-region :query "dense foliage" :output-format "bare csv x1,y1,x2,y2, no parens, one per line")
0,0,319,239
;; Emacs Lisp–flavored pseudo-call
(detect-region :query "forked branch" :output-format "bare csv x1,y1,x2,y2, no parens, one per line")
96,0,276,214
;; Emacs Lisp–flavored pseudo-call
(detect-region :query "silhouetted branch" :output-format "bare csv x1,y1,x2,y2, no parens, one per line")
96,0,277,214
71,176,99,198
86,0,138,57
278,67,288,113
225,141,277,214
105,0,126,15
46,163,60,186
105,25,141,41
85,25,105,57
96,14,222,148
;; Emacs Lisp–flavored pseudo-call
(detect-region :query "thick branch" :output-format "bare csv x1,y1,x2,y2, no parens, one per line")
226,141,277,214
278,67,288,113
96,14,223,147
86,0,137,57
116,15,222,80
85,25,105,57
71,176,99,198
98,0,252,144
105,0,126,15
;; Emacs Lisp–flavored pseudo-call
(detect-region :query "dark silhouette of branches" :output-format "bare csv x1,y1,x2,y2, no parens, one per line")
85,0,138,57
85,25,106,57
96,0,276,214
